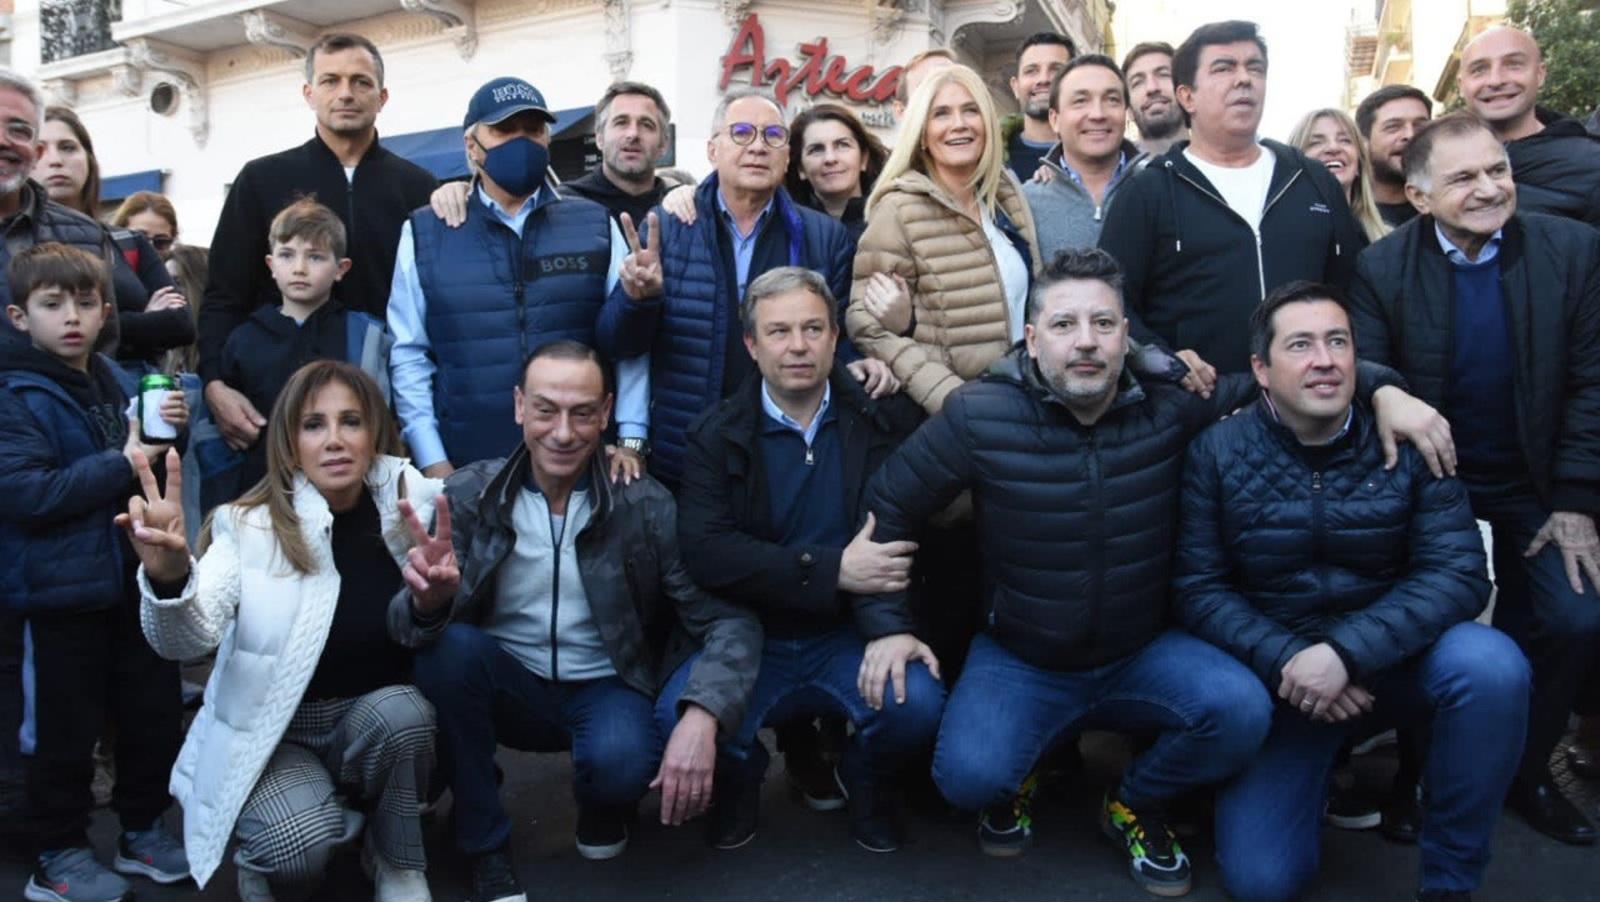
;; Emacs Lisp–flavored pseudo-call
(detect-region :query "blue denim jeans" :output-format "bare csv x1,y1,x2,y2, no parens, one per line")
1468,483,1600,783
932,630,1273,812
657,627,945,788
1214,622,1530,902
412,623,661,855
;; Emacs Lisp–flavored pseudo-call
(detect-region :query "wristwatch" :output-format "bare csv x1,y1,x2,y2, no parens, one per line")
619,437,651,457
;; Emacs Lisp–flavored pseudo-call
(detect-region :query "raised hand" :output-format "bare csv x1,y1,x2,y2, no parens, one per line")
114,447,190,584
619,211,664,301
400,496,460,614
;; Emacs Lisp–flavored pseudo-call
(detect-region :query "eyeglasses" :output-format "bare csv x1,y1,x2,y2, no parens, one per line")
3,119,36,144
722,122,789,148
134,230,174,252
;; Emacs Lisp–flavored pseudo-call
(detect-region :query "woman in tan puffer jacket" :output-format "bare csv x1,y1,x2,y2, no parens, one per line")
847,64,1042,414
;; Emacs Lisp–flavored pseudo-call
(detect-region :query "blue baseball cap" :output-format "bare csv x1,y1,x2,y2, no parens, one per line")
462,76,556,130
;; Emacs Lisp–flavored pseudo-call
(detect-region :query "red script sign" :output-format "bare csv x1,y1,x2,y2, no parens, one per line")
719,13,902,107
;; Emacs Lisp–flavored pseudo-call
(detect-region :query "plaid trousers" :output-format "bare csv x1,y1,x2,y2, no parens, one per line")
233,685,434,887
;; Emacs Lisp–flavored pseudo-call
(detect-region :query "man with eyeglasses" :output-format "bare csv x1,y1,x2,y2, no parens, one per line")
389,76,659,478
597,86,897,489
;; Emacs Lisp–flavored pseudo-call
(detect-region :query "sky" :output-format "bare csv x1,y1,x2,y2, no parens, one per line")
1112,0,1361,140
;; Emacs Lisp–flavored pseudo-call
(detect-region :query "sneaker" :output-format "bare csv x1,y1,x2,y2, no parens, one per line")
575,805,630,860
1323,781,1383,830
1101,794,1193,898
1381,779,1425,845
24,848,131,902
841,770,900,853
360,831,431,902
977,772,1037,857
786,744,847,812
236,867,275,902
706,775,761,850
469,849,525,902
114,821,190,884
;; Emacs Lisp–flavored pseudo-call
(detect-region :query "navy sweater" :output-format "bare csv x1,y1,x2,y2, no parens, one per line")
1445,256,1525,478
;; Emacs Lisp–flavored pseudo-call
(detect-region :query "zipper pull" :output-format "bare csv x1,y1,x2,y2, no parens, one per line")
805,446,815,466
1312,471,1323,493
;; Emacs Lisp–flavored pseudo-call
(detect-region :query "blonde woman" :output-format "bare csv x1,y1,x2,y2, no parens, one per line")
123,361,448,901
847,64,1042,415
1289,108,1389,244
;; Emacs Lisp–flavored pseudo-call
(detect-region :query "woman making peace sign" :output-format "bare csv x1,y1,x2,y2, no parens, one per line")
121,360,456,901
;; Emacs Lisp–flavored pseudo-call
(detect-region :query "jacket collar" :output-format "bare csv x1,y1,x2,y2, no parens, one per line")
720,365,877,451
478,441,614,529
1252,396,1369,464
304,130,392,168
987,345,1148,418
287,454,416,553
1039,139,1144,187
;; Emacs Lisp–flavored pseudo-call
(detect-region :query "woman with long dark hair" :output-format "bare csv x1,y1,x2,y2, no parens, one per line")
784,103,889,241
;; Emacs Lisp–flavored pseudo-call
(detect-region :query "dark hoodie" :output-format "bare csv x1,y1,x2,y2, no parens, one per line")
1097,139,1368,374
1506,107,1600,229
561,168,668,228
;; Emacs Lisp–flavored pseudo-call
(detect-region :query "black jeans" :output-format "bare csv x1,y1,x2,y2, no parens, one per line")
23,600,182,852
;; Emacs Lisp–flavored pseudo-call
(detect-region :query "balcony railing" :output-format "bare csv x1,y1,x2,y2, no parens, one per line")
40,0,123,63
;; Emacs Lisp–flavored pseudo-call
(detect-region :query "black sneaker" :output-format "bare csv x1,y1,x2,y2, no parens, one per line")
785,738,846,812
470,848,526,902
707,775,761,850
977,773,1037,857
575,805,630,860
1323,780,1382,830
842,770,900,853
1381,779,1424,845
1102,794,1192,898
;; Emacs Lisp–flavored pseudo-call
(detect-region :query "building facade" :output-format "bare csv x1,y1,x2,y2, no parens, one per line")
12,0,1109,246
1355,0,1506,108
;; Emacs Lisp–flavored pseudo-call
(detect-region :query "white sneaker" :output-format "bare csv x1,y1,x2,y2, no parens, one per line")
236,867,275,902
372,857,431,902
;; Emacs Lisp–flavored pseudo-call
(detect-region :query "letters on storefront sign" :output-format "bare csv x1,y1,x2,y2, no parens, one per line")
718,13,903,108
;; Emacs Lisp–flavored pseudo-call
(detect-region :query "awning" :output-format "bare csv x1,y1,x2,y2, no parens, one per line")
382,106,594,180
100,169,165,203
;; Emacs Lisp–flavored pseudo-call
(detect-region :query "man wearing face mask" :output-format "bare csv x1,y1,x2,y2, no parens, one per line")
389,77,660,479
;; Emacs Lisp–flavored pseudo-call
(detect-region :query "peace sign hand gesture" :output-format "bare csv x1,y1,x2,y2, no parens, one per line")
399,496,460,615
619,211,663,301
114,448,191,585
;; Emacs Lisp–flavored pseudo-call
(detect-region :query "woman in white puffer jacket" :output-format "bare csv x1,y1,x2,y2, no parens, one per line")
120,361,456,901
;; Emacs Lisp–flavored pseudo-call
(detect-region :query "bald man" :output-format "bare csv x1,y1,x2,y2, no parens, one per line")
1459,26,1600,228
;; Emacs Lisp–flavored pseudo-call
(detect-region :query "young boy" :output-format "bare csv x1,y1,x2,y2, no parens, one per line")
205,198,390,507
0,242,191,902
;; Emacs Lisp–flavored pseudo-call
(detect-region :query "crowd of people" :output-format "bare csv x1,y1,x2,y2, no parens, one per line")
0,15,1597,902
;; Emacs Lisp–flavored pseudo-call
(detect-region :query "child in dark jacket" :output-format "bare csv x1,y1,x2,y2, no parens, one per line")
0,243,192,901
203,198,390,510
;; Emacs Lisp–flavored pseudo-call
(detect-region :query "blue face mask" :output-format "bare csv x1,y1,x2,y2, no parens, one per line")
479,135,550,198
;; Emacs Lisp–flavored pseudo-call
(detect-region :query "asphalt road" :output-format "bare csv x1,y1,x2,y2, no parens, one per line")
5,734,1597,901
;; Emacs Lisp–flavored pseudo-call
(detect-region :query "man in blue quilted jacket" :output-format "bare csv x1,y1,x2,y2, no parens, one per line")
1175,281,1530,902
594,86,898,488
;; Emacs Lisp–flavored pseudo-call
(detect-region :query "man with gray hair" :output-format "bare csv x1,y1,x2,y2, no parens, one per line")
389,76,658,477
669,266,935,852
597,86,896,489
1349,111,1600,847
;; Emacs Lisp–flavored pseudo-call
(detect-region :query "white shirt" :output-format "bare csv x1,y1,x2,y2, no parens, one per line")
1185,144,1275,232
983,213,1031,342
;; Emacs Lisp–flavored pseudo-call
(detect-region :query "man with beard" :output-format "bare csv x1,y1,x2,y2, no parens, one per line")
1349,112,1600,847
856,247,1450,895
201,33,436,456
1004,33,1076,183
1121,42,1187,156
1099,20,1366,385
1355,85,1433,227
1459,26,1600,228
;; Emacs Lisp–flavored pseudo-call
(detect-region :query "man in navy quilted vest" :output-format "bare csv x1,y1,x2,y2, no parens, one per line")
595,86,898,489
389,76,660,479
1176,282,1530,902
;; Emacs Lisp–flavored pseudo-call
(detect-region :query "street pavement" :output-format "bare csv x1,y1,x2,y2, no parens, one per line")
4,733,1597,901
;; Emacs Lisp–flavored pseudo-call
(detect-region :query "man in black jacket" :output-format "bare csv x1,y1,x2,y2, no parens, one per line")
1348,112,1600,845
1177,282,1529,902
857,248,1447,897
1098,20,1367,385
1459,26,1600,230
668,267,937,854
391,341,760,902
201,33,436,454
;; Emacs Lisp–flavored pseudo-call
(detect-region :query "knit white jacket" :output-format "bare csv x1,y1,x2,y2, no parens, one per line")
138,455,442,887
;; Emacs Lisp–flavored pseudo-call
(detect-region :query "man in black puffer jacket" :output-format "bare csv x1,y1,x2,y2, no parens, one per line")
855,248,1446,897
1348,113,1600,845
1177,282,1529,902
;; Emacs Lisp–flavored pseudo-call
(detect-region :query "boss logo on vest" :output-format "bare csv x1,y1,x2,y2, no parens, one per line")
527,251,609,276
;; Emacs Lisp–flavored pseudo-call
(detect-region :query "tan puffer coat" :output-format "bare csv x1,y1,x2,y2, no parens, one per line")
846,169,1042,413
